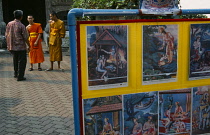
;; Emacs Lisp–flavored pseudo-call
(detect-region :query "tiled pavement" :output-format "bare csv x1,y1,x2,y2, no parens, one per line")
0,46,75,135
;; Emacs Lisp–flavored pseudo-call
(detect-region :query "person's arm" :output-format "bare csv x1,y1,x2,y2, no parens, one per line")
34,33,42,46
143,123,147,131
180,106,184,114
22,26,30,50
110,123,113,131
59,21,65,38
168,32,174,41
34,24,43,46
5,24,9,50
101,49,111,54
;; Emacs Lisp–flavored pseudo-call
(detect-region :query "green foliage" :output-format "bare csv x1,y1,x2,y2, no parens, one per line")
72,0,139,9
180,14,208,19
72,0,208,20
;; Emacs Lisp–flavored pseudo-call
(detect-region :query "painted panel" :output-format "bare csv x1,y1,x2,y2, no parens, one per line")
87,25,128,90
83,95,123,135
192,86,210,134
123,91,158,135
142,25,178,85
159,89,192,135
189,23,210,80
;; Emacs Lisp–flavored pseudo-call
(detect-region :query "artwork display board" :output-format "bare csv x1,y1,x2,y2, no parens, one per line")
76,19,210,135
82,87,210,135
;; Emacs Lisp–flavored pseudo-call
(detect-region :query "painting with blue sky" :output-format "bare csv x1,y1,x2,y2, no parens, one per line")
159,89,191,135
83,95,123,135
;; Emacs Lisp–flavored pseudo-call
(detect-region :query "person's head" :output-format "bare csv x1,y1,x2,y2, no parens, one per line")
104,118,109,122
101,55,105,59
111,46,115,52
133,118,137,123
13,10,23,20
27,15,34,24
175,102,180,106
148,116,152,121
196,36,201,41
50,11,58,21
168,105,172,110
159,27,166,34
204,93,209,99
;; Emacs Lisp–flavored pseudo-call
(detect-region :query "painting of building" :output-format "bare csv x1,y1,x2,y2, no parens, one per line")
83,95,123,135
87,25,128,90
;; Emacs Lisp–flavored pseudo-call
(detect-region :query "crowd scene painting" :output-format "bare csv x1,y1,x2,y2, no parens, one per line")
142,25,178,84
86,25,128,90
189,24,210,79
82,86,210,135
159,89,191,135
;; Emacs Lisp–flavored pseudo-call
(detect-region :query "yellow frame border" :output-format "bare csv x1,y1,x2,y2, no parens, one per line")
78,20,210,99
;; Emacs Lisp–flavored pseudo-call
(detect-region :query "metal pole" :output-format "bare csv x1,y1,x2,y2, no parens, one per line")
181,9,210,15
67,10,80,135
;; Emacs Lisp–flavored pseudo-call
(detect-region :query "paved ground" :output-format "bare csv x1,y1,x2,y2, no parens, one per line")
0,44,75,135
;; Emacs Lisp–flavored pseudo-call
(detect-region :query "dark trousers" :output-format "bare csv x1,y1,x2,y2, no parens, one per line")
11,50,27,79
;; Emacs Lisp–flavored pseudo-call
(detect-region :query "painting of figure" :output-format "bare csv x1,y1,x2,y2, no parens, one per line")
123,92,158,135
87,25,128,90
83,95,123,135
189,24,210,79
192,86,210,134
142,25,178,84
159,89,191,135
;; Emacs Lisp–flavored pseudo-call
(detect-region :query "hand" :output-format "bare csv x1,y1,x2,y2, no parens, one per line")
27,47,30,53
34,42,38,46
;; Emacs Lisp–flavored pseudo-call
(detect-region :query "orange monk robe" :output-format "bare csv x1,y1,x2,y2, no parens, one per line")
27,23,44,64
49,19,65,61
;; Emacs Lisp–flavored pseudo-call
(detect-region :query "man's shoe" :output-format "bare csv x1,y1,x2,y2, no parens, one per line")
14,75,18,78
28,68,33,71
17,77,26,81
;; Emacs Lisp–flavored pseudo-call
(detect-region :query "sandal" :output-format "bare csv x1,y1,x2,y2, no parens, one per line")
45,68,53,71
28,68,33,71
38,68,42,71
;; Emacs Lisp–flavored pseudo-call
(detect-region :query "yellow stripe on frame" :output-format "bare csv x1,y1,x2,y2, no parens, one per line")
79,20,210,99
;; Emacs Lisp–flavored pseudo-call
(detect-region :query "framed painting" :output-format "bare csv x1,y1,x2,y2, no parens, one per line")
86,25,128,90
142,25,178,85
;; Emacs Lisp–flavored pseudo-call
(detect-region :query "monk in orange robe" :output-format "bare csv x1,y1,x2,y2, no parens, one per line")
26,15,44,71
46,11,65,71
